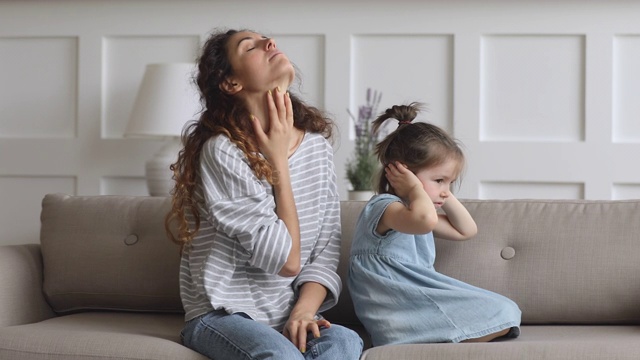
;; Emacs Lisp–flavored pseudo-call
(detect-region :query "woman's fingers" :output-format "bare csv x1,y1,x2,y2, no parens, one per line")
317,319,331,330
283,319,330,353
285,91,293,127
266,89,278,130
274,87,286,123
251,114,267,144
287,322,299,349
265,87,292,131
297,325,308,353
310,319,330,338
255,87,294,163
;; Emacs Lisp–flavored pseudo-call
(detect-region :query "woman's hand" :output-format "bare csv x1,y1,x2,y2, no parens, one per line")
251,87,294,168
283,282,330,353
283,311,331,353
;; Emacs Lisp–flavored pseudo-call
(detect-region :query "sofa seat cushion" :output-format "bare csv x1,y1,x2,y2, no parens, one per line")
0,312,207,360
360,325,640,360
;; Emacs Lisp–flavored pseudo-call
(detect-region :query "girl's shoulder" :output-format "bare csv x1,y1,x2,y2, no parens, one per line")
360,194,403,221
367,193,403,208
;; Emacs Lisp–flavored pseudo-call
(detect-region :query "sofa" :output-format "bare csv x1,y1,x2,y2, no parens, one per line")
0,193,639,360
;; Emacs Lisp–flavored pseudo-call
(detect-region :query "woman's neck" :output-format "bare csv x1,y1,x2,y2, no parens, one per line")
241,83,291,132
238,85,304,157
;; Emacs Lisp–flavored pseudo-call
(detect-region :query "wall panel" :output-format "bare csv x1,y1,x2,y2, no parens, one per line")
276,35,325,109
1,0,640,245
100,176,147,196
612,35,640,143
480,35,585,142
612,183,640,200
479,181,584,200
351,34,453,135
0,37,78,138
0,176,76,245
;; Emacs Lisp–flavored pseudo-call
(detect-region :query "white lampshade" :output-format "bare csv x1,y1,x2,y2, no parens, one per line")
125,63,200,137
125,63,200,196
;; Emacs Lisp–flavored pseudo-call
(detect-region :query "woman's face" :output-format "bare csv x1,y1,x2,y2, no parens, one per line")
225,31,295,94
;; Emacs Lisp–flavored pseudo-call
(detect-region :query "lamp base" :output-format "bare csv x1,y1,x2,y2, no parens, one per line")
145,138,182,196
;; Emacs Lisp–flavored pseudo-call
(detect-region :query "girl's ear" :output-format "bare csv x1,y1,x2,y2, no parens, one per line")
220,77,242,94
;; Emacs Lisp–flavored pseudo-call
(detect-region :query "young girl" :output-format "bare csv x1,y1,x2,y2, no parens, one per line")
348,103,521,346
166,29,362,359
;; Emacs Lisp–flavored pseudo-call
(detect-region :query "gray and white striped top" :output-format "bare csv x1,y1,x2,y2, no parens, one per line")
179,132,342,331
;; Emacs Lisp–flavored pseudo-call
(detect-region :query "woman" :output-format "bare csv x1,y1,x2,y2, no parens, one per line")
166,28,363,359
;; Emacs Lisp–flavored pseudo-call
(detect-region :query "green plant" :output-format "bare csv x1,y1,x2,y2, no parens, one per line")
346,88,382,191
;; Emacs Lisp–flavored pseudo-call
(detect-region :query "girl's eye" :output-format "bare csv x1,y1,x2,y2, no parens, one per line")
435,179,443,183
247,46,256,52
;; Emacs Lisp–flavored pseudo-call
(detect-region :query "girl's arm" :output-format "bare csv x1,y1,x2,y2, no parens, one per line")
283,282,331,353
377,162,439,235
252,88,301,277
433,194,478,241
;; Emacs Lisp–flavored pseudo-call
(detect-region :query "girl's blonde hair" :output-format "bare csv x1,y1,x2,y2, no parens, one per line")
372,102,465,194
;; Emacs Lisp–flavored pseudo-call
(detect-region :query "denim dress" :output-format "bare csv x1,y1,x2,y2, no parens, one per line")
348,194,521,346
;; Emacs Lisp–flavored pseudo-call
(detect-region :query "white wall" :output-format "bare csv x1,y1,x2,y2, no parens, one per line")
1,0,640,245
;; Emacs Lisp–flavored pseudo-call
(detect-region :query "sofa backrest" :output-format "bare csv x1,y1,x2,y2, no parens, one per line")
40,193,182,314
40,194,640,325
324,199,640,326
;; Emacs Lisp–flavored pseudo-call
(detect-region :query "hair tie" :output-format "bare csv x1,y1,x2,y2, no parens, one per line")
398,120,412,125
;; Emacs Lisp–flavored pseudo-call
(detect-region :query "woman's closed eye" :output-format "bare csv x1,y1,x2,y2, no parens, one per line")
247,36,269,52
244,41,257,52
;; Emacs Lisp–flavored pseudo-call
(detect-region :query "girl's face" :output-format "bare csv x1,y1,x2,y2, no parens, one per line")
224,31,295,94
414,158,460,208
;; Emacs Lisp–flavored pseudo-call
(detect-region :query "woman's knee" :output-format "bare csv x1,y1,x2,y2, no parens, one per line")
321,325,364,355
331,324,362,340
182,312,304,359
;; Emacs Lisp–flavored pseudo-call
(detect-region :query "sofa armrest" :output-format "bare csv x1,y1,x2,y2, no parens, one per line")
0,244,55,327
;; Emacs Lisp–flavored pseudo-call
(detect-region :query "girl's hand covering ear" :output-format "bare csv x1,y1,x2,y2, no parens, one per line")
385,162,424,199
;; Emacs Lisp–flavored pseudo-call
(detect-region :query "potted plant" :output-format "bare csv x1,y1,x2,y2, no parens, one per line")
346,88,382,200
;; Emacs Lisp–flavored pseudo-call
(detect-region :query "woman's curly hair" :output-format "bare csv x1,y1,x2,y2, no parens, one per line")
165,29,333,251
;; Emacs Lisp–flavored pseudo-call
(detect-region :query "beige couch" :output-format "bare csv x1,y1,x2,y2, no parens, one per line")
1,193,639,359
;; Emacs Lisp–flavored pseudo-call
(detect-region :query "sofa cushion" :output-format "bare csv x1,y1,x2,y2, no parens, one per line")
40,194,182,314
0,244,55,326
360,325,640,360
327,199,640,327
434,199,640,325
0,312,207,360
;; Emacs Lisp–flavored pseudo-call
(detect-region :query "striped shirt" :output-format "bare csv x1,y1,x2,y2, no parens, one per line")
179,132,342,331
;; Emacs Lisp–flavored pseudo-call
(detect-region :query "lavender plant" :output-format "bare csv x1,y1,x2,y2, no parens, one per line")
346,88,382,191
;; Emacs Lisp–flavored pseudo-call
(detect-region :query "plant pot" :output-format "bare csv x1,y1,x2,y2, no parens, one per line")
348,190,375,201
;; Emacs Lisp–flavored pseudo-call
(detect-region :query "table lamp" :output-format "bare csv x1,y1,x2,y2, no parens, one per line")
125,63,200,196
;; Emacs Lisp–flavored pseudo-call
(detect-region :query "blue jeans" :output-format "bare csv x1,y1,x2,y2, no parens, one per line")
181,310,363,360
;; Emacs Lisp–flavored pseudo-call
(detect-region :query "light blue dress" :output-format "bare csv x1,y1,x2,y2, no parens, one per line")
348,194,521,346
